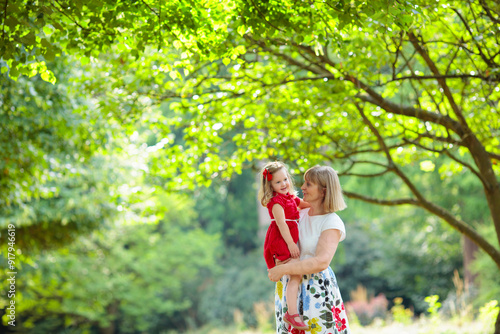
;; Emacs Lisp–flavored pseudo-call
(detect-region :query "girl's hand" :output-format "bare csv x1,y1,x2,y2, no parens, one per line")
268,266,284,282
288,243,300,258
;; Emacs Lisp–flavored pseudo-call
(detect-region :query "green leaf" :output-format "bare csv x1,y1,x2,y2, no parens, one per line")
420,160,435,172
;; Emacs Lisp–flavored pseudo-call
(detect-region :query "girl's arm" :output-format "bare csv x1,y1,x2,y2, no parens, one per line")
272,204,300,258
298,198,311,209
268,229,341,281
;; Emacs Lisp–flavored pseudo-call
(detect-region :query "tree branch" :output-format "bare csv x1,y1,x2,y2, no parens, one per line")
451,6,497,68
479,0,500,24
402,137,489,188
354,91,465,136
2,0,7,44
343,191,418,206
50,0,90,31
408,32,469,128
246,0,283,32
378,73,496,85
341,169,392,178
344,190,500,270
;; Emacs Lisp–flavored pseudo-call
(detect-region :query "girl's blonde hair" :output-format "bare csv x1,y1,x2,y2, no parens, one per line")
304,166,346,213
258,161,297,207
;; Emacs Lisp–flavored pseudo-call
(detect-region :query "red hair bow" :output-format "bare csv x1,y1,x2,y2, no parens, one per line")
263,169,272,181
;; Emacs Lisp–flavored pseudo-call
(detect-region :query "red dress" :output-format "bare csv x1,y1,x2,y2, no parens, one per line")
263,192,301,269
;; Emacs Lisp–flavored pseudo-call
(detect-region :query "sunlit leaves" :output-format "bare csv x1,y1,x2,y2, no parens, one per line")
2,192,220,332
1,0,418,82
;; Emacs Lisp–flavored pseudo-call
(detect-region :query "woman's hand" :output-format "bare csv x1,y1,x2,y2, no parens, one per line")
268,265,285,282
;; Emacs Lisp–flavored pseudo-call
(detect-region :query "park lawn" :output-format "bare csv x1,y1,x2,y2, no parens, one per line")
181,317,489,334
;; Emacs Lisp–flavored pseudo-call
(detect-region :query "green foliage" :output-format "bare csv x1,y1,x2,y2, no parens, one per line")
198,249,273,328
425,295,441,319
0,192,220,333
194,169,259,252
1,0,417,82
390,297,413,325
479,300,500,334
334,165,465,312
0,57,106,207
471,223,500,306
0,155,118,253
2,0,500,331
64,1,500,281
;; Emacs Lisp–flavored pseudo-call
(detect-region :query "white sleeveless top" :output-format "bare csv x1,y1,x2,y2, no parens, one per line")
298,208,346,260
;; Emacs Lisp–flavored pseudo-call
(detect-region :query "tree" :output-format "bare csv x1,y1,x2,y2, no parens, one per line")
194,169,259,252
1,0,414,83
0,191,219,333
159,1,500,269
3,0,500,330
105,0,500,286
102,0,500,328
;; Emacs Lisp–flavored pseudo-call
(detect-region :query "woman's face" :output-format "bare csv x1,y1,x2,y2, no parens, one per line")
301,178,323,203
271,168,291,195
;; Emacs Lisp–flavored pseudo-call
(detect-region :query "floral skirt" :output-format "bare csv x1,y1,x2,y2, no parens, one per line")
275,267,350,334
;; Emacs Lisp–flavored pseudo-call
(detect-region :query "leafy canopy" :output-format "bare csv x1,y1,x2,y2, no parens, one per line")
1,0,416,82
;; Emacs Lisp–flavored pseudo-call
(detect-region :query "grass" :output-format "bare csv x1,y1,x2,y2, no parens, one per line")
181,317,490,334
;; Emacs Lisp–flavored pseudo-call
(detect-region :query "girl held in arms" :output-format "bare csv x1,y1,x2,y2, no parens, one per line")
259,161,310,331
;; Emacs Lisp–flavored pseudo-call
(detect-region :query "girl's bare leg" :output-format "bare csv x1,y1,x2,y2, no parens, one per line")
287,274,301,315
283,258,301,315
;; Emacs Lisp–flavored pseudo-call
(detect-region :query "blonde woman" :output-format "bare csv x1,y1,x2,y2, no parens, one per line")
268,166,350,334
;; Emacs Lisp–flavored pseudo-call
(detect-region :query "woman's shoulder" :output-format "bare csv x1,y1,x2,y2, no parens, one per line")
326,211,341,219
321,212,346,240
323,212,344,225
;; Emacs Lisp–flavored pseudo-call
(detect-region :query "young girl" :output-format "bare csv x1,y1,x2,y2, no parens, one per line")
259,161,310,331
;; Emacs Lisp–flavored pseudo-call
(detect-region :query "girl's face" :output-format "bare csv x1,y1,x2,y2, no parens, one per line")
301,178,324,203
271,169,291,195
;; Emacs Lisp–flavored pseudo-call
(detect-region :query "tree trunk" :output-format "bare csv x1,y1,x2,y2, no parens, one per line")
99,301,119,334
495,310,500,334
463,236,479,288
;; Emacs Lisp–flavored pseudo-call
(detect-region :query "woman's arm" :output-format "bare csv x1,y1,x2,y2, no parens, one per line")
268,229,341,282
272,204,300,258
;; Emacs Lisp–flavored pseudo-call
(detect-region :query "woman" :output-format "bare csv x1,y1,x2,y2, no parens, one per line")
268,166,350,334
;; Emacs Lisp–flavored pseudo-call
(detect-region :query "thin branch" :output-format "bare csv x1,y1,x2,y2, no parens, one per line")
378,73,496,85
246,0,283,32
2,0,7,43
344,189,500,269
343,191,419,206
50,0,89,31
158,0,162,50
341,170,392,178
356,102,433,204
444,150,489,186
355,103,393,163
452,7,496,68
250,37,326,75
354,90,465,137
479,0,500,24
140,0,158,16
403,137,489,187
408,32,469,128
444,45,461,76
396,48,424,110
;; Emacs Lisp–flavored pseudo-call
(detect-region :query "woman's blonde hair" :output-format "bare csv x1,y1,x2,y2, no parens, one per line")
258,161,296,207
304,166,346,213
